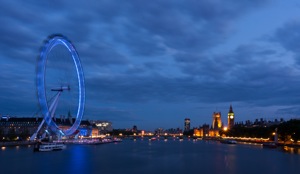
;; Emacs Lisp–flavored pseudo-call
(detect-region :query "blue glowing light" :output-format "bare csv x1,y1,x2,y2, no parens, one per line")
37,35,85,136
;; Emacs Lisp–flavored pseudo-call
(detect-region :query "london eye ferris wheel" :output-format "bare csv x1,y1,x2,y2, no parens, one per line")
30,34,85,140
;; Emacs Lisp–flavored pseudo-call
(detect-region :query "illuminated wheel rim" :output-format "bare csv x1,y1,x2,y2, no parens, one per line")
37,35,85,136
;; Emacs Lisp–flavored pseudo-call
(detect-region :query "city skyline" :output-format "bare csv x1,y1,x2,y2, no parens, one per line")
1,1,300,130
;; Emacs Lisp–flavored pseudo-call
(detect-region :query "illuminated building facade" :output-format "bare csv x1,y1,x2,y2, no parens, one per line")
0,116,95,139
184,118,190,132
194,124,209,137
0,116,44,139
209,129,220,137
212,112,222,129
227,105,235,129
91,121,113,134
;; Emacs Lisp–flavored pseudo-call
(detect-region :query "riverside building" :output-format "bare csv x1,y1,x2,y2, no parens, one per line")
212,112,222,129
0,115,97,140
184,118,191,132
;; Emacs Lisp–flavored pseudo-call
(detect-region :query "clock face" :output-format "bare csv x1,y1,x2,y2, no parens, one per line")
230,115,234,119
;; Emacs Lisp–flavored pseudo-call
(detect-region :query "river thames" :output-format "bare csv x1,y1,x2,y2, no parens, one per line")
1,139,299,174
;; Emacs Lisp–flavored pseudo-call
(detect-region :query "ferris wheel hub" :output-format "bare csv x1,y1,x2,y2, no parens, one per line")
51,86,70,92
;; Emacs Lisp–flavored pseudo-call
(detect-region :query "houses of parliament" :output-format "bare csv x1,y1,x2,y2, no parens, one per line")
193,105,235,137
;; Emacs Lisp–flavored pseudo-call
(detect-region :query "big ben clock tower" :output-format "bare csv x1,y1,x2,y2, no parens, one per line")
228,105,235,129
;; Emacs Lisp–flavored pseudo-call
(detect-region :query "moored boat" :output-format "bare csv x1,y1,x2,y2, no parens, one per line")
113,138,122,142
34,142,66,152
150,137,157,141
68,138,113,145
220,139,237,144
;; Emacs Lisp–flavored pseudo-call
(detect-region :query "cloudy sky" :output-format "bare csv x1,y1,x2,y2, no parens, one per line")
1,0,300,130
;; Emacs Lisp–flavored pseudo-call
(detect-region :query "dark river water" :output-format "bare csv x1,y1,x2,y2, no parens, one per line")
1,139,299,174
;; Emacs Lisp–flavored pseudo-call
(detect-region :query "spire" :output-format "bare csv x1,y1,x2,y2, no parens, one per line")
229,104,233,113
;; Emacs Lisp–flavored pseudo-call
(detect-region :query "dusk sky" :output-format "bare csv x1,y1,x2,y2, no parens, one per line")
1,0,300,130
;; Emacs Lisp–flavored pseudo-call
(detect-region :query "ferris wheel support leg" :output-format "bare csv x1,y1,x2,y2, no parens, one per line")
29,92,62,141
29,119,45,141
47,92,63,138
49,92,65,139
49,92,61,118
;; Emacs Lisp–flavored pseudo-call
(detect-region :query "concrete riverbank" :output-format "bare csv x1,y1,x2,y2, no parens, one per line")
0,141,35,147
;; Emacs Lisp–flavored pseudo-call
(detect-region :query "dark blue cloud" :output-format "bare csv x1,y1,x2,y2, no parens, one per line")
271,21,300,69
3,0,300,130
273,22,300,53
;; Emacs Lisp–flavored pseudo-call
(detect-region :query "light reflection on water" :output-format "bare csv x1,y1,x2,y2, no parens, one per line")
0,140,299,174
282,146,300,154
